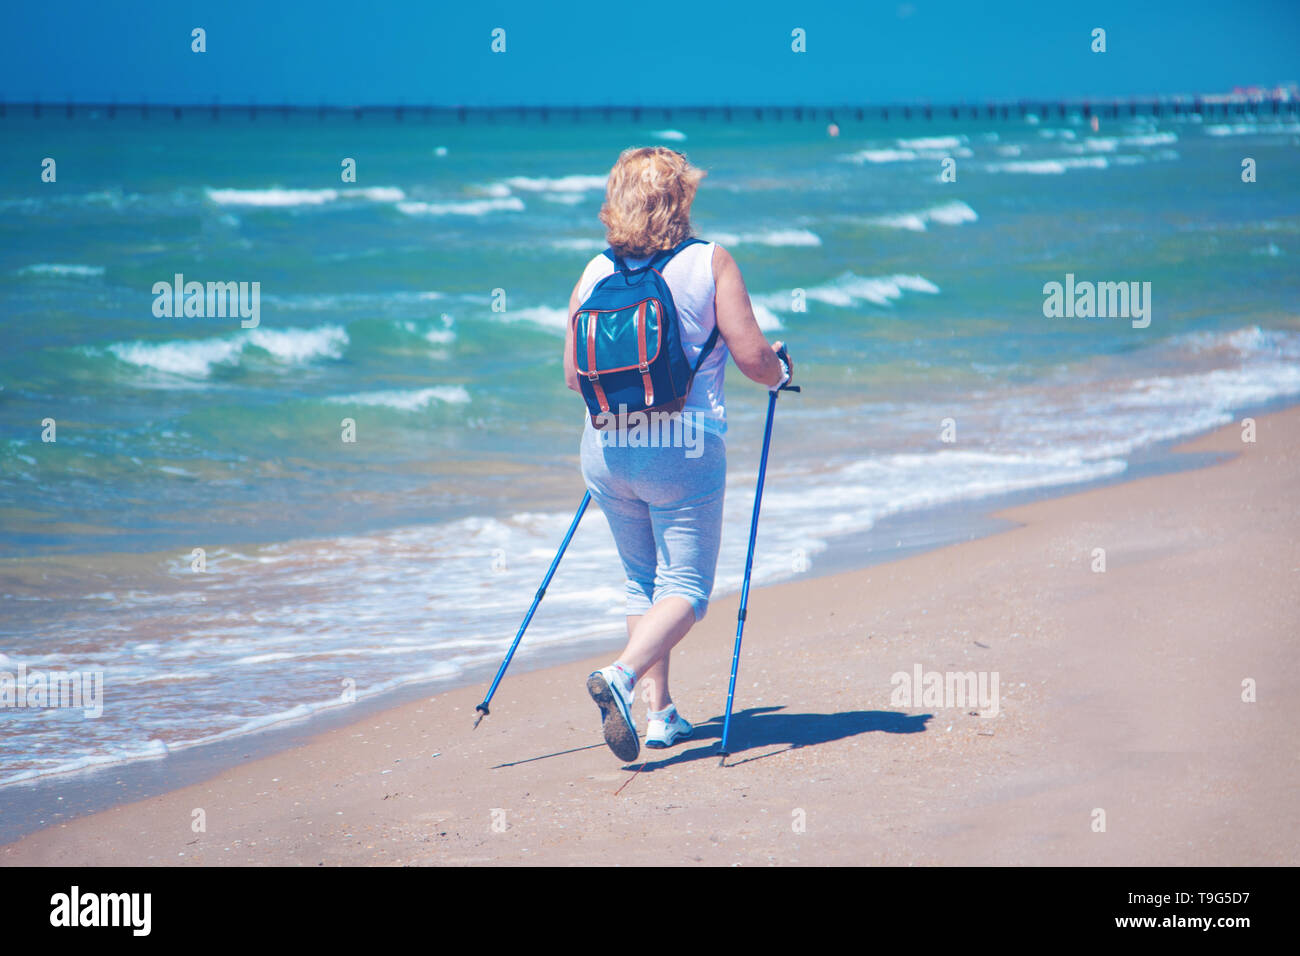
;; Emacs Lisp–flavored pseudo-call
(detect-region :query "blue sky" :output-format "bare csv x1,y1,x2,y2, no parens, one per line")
3,1,1297,106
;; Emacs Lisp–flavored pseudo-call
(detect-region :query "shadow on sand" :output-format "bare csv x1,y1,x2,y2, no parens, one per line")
632,705,932,770
492,705,931,771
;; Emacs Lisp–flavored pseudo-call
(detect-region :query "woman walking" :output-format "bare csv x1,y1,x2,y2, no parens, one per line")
563,146,793,762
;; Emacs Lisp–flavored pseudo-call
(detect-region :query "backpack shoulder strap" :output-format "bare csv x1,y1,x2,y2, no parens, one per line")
602,247,628,274
692,322,721,376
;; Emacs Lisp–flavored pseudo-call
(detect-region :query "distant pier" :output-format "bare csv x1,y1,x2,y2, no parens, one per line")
2,95,1296,124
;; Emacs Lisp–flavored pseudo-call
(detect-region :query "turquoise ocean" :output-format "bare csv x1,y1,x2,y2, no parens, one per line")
1,109,1298,786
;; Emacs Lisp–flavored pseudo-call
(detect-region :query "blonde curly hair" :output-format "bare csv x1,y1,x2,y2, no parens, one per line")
599,146,707,258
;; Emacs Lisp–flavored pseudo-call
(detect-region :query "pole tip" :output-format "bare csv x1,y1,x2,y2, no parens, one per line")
472,705,488,729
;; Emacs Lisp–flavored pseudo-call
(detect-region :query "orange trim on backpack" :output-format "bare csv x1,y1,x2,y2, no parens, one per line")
585,312,609,413
635,301,654,406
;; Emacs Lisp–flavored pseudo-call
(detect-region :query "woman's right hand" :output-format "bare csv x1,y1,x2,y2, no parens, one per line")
770,341,793,391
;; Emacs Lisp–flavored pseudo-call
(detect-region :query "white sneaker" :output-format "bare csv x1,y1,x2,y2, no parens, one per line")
645,706,693,749
587,665,639,762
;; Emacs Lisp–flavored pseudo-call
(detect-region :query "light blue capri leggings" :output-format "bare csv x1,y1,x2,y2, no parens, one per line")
579,421,726,622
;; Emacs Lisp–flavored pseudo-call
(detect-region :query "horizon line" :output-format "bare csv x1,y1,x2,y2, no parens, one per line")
2,83,1299,112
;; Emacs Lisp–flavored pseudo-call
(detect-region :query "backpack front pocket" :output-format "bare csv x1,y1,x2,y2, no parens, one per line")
574,298,663,375
574,298,664,411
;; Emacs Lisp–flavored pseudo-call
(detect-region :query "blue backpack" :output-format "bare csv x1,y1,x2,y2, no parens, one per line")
572,237,719,429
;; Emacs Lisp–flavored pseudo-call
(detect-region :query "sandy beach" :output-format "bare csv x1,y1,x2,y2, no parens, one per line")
3,406,1297,867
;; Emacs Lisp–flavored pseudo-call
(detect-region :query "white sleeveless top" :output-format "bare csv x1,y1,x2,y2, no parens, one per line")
576,240,728,438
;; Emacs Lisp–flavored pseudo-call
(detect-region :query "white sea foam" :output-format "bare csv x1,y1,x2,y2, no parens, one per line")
207,187,338,207
205,186,406,207
650,129,687,141
396,197,525,216
926,201,979,226
0,660,460,788
750,273,939,317
550,238,606,252
1121,132,1178,146
357,187,406,202
865,200,978,232
1125,362,1300,412
106,326,349,378
845,148,918,164
324,386,471,411
760,451,1129,531
985,156,1109,174
1077,137,1119,152
1176,325,1281,356
0,739,171,787
494,306,571,331
705,228,823,247
18,263,106,277
844,145,972,164
234,651,297,665
108,337,245,377
502,174,607,193
896,135,966,150
1204,121,1300,137
801,272,941,307
751,303,784,331
246,326,348,363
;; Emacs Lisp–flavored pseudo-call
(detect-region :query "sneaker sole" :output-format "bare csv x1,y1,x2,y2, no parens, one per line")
587,673,640,763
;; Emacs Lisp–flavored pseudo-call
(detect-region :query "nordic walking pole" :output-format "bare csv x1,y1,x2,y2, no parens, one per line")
718,378,799,764
473,490,591,728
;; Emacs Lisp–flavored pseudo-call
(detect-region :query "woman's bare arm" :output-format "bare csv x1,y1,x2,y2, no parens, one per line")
563,278,582,392
712,244,786,387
